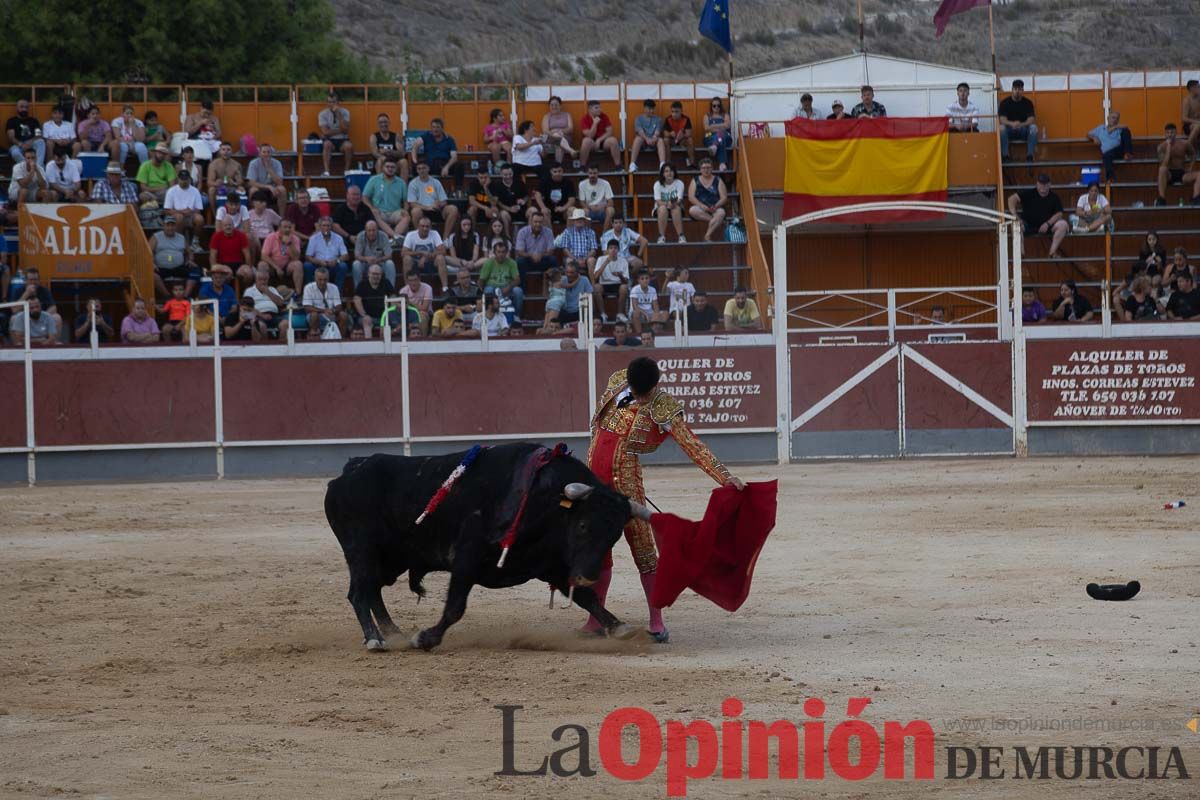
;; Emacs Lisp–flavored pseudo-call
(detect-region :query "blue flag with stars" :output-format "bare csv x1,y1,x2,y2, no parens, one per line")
699,0,732,53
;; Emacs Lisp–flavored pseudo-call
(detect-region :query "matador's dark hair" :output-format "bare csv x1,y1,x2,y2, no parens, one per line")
627,357,661,395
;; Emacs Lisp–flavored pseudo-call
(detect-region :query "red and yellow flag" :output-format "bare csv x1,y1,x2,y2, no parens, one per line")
783,117,949,223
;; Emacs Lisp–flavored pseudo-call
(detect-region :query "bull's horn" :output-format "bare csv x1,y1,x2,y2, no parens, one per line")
628,500,652,521
564,483,595,500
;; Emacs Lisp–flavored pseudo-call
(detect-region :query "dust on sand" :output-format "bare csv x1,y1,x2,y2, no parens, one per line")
2,457,1199,799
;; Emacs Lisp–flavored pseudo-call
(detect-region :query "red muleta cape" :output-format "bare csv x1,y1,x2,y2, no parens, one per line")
649,480,778,612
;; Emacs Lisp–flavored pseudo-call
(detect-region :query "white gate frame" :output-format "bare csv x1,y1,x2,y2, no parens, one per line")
772,201,1022,464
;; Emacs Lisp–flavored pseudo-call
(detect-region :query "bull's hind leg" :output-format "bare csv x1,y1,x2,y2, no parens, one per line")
370,586,401,636
411,572,474,651
347,574,387,651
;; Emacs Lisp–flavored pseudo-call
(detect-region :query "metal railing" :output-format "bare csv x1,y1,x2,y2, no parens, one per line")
785,285,1003,341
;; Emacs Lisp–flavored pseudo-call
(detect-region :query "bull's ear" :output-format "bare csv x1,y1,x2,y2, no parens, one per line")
564,482,595,501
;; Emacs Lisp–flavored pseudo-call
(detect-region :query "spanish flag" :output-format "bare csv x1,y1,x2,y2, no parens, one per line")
784,117,949,223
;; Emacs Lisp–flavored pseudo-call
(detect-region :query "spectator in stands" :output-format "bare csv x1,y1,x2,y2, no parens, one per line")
1074,183,1111,233
158,281,192,340
533,163,577,224
183,303,214,343
1154,124,1199,207
628,268,666,334
77,106,113,155
998,79,1038,162
362,156,409,240
538,267,566,333
216,192,251,235
665,266,695,318
558,208,599,274
490,164,533,234
946,82,979,132
930,306,948,324
9,149,52,204
302,265,347,338
353,219,396,286
1122,276,1162,321
6,99,45,166
401,215,450,293
176,146,205,202
1164,247,1193,290
73,298,114,343
484,108,514,166
207,142,244,209
688,158,729,242
1021,288,1047,323
629,99,667,174
163,169,205,253
687,291,720,332
209,216,255,287
826,100,848,120
724,287,762,330
43,106,76,160
370,113,408,178
223,295,268,341
592,238,630,324
44,150,84,203
285,188,321,245
664,101,696,168
183,100,222,158
399,269,434,334
333,184,372,248
600,217,647,271
1007,173,1068,259
480,240,524,318
259,217,305,296
136,143,176,204
151,216,199,298
9,297,60,346
541,96,577,164
243,266,289,338
430,297,465,337
111,105,148,166
1137,231,1168,275
1051,279,1094,322
1183,80,1200,151
446,216,481,275
559,260,593,325
143,110,169,151
479,218,512,265
351,262,395,339
471,292,510,337
511,120,544,179
851,86,886,119
319,91,354,177
247,190,282,261
91,162,140,204
119,298,160,343
793,93,823,120
449,267,481,317
410,118,463,189
600,321,642,350
246,143,287,215
578,165,615,228
305,216,350,288
1167,271,1200,320
407,160,460,241
653,163,687,243
702,98,733,171
579,100,621,169
514,210,556,278
1088,111,1133,181
467,162,499,227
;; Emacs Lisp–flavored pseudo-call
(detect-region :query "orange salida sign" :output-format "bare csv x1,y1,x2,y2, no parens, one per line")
19,203,153,299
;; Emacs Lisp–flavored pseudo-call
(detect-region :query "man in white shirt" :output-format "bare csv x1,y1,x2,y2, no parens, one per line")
9,149,52,204
591,239,630,324
792,93,824,120
302,266,347,338
946,82,980,132
164,170,206,251
599,217,648,271
401,216,449,292
578,165,615,228
42,106,77,161
242,266,290,336
45,151,85,202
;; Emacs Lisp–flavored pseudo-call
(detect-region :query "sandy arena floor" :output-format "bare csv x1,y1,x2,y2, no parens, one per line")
2,457,1199,799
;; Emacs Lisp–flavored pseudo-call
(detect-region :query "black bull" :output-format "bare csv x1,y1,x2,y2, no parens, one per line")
324,443,649,650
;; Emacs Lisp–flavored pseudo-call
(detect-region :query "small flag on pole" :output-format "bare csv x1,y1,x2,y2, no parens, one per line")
699,0,733,53
934,0,990,37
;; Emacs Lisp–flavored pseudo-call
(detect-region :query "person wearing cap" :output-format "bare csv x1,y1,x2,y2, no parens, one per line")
164,168,206,253
851,86,886,119
90,162,140,204
826,100,849,120
557,208,600,274
136,143,177,204
150,216,201,299
793,93,823,120
206,141,244,210
998,79,1038,161
1008,173,1069,258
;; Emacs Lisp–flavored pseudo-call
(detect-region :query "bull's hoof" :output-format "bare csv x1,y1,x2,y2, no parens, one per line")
365,638,388,652
607,624,639,640
648,628,670,644
410,630,439,651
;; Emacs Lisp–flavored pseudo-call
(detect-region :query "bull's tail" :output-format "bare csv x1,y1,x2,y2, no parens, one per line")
408,569,427,600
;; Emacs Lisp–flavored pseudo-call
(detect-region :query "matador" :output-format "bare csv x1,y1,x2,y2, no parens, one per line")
584,356,744,642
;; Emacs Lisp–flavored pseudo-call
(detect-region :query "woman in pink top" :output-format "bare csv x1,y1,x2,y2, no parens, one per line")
247,190,282,262
484,109,513,166
258,218,304,295
540,96,577,165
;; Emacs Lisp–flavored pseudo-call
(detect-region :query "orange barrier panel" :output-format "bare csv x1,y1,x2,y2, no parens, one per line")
0,85,67,130
1146,86,1186,135
296,84,373,154
1109,88,1148,137
787,230,996,292
184,86,291,151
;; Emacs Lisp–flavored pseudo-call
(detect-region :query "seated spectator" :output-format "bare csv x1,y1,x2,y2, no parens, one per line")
9,149,52,205
1122,276,1163,321
591,238,630,324
163,169,206,253
578,166,615,228
351,263,396,339
998,79,1038,162
1074,183,1111,232
579,100,621,169
628,268,666,334
158,281,192,340
1021,288,1047,324
601,321,642,349
653,163,687,243
285,188,321,245
246,143,287,215
370,113,408,178
1051,279,1094,322
629,99,667,173
600,217,648,271
143,110,169,150
479,240,524,319
946,82,979,132
558,261,592,325
538,266,566,333
304,216,351,287
354,220,396,286
470,293,510,337
1007,174,1068,258
242,266,289,338
111,105,149,166
484,108,514,165
724,287,762,330
407,160,460,241
402,216,449,293
120,298,161,343
363,156,410,240
688,158,729,241
207,142,244,209
151,216,200,298
557,208,599,274
851,86,886,119
302,266,348,338
209,216,255,286
511,120,545,180
702,98,733,171
541,96,577,164
259,218,305,296
73,298,114,343
1155,123,1200,206
930,305,949,324
641,329,656,349
479,218,512,265
216,191,249,237
793,93,823,120
665,267,696,317
183,100,222,158
42,105,77,159
399,270,434,334
514,210,556,278
1167,271,1200,320
410,118,463,189
686,291,720,331
11,268,60,330
533,163,577,224
76,106,113,155
448,268,482,318
136,143,177,204
183,303,215,343
200,267,238,317
9,297,60,346
490,164,533,234
1089,112,1135,181
664,101,696,168
1184,80,1200,149
1164,248,1194,291
446,216,481,275
1137,231,1168,275
223,295,268,342
6,99,45,166
826,100,848,120
467,162,500,227
430,297,465,337
333,184,372,246
176,146,205,203
319,91,354,176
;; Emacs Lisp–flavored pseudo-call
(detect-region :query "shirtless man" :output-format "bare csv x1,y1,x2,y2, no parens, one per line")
1156,123,1199,206
1182,80,1200,150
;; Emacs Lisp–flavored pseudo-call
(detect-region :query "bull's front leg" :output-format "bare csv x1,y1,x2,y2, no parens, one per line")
411,571,474,651
569,586,635,639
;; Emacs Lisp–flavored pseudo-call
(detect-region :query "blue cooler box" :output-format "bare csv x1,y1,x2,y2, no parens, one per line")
80,152,108,179
302,139,323,155
345,170,371,192
1080,166,1101,186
